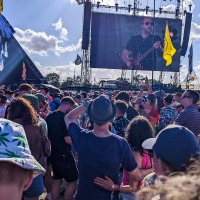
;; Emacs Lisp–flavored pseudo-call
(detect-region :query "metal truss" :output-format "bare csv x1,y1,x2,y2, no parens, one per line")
158,71,165,84
173,72,180,87
81,50,91,85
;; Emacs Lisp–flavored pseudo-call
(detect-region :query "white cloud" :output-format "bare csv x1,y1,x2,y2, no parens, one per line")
52,18,68,41
52,18,63,31
67,0,77,4
14,27,81,56
35,60,82,81
190,22,200,41
15,28,56,56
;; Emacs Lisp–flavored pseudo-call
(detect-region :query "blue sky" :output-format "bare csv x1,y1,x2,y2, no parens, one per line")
3,0,200,85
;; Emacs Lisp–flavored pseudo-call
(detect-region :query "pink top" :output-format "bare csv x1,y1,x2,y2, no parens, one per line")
122,151,152,189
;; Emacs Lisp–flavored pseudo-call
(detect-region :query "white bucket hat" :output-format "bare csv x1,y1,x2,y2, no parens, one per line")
0,119,45,176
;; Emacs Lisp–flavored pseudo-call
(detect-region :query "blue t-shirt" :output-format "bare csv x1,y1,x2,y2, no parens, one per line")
49,99,61,111
68,122,137,200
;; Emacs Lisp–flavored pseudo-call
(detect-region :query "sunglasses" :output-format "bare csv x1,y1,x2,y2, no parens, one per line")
144,22,154,26
181,95,191,99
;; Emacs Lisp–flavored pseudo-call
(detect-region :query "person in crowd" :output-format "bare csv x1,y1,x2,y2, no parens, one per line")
171,101,183,114
22,94,48,135
49,93,61,111
174,90,200,137
136,173,200,200
156,94,177,133
111,100,130,137
80,91,88,102
143,93,159,127
137,77,159,127
115,91,139,121
63,91,70,97
136,158,200,200
19,83,33,97
35,93,50,120
132,97,149,119
110,116,154,200
173,92,182,102
40,86,53,102
154,90,166,113
46,97,78,200
121,17,162,70
0,118,45,200
79,92,90,128
74,94,82,106
7,98,51,200
0,94,7,118
92,91,99,99
142,125,200,187
4,83,33,119
5,90,14,102
65,95,152,200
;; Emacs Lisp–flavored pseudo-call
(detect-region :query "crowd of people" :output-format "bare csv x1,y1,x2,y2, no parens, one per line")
0,82,200,200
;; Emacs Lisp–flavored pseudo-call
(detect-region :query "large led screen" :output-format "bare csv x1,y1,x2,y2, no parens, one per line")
90,12,182,72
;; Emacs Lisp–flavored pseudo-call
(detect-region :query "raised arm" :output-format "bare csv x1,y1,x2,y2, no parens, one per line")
64,103,88,129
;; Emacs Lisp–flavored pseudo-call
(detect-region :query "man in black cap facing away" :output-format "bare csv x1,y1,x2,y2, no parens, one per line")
65,95,152,200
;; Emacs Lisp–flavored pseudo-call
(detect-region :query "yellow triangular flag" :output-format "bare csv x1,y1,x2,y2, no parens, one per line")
163,22,176,66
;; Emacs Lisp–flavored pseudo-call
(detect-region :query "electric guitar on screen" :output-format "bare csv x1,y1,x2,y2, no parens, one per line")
122,46,154,70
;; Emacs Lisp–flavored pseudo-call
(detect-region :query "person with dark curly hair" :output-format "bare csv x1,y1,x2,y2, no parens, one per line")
119,116,154,200
7,98,51,200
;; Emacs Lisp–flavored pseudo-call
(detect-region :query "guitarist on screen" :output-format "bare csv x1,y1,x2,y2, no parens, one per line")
121,17,163,70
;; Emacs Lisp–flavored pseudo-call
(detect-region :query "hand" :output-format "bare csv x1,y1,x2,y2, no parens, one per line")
153,41,162,50
126,60,133,69
94,176,118,191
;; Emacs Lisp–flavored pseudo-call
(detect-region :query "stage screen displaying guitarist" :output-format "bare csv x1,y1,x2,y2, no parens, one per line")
121,17,163,70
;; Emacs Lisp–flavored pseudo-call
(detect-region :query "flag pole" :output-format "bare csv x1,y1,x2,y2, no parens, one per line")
151,0,156,91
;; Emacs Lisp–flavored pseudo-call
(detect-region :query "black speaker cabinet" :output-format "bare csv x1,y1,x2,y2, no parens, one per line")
180,12,192,56
82,1,92,50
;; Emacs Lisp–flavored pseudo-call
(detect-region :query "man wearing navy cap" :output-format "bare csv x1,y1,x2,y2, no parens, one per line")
142,125,200,185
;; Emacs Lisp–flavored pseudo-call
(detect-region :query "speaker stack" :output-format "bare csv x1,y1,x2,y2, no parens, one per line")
82,1,92,50
180,12,192,56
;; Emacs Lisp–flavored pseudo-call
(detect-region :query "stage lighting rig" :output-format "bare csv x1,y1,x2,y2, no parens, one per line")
175,7,179,17
75,0,91,5
115,3,118,12
146,6,149,14
189,4,192,11
159,7,162,14
128,4,132,13
97,1,100,9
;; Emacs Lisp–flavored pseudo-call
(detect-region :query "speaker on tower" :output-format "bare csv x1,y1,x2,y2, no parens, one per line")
180,12,192,56
82,1,92,50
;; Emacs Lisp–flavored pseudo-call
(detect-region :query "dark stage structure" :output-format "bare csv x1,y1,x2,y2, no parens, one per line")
0,36,47,87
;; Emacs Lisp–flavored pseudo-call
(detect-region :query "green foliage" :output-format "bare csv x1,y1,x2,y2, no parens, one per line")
45,73,60,88
61,76,82,87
